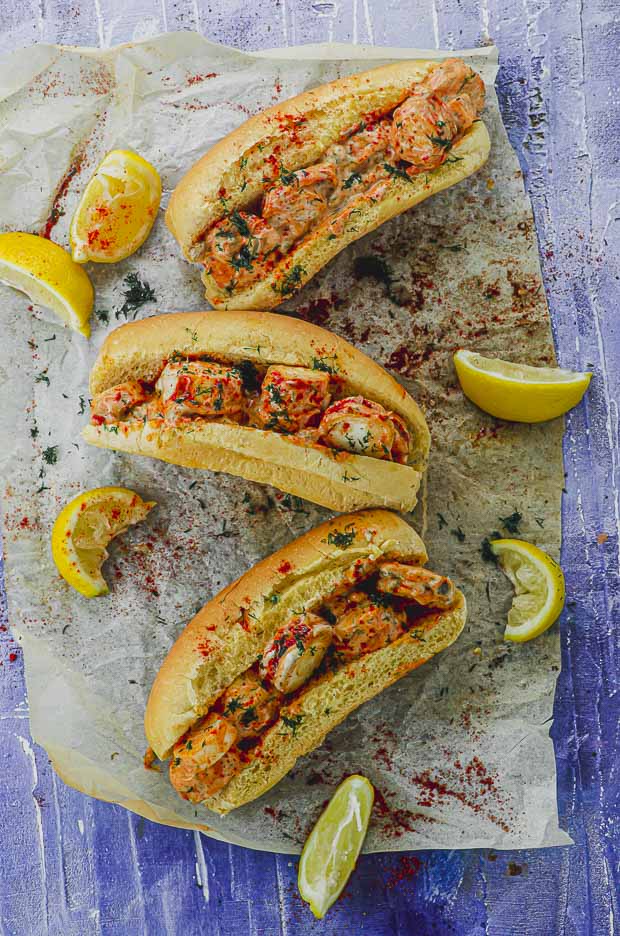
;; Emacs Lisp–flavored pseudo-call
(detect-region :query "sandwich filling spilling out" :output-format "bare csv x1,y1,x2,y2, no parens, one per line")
200,58,485,295
166,557,458,803
90,356,413,464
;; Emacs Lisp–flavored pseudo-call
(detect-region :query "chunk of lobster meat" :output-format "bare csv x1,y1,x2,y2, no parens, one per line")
220,672,282,739
391,60,484,173
252,365,332,433
424,58,485,112
262,163,338,251
204,211,280,290
377,562,456,609
326,120,392,184
180,750,245,802
319,396,410,462
260,613,333,694
91,381,149,425
169,713,237,796
333,598,406,660
157,359,246,422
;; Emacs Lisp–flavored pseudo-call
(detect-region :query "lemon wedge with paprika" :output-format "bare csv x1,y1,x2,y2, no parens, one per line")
298,774,374,919
51,487,155,598
454,349,591,422
0,232,94,337
490,538,565,642
69,149,161,263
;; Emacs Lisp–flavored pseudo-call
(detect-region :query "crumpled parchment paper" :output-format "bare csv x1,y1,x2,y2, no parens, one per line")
0,34,572,852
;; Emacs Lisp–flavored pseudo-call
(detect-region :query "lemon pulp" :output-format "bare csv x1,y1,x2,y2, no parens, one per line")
298,774,374,919
51,487,155,598
70,149,161,263
0,232,94,336
490,538,565,642
454,348,591,423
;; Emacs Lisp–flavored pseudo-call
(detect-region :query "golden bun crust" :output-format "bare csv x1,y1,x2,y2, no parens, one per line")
207,592,466,814
83,419,423,513
84,311,430,509
145,510,428,759
165,60,490,308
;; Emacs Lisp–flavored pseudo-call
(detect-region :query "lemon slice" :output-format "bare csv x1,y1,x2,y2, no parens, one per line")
490,538,565,642
298,775,374,919
0,232,94,337
51,487,155,598
70,149,162,263
454,349,591,423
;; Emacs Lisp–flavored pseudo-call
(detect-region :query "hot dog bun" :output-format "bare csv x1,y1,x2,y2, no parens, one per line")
83,311,430,513
166,60,491,309
144,509,466,813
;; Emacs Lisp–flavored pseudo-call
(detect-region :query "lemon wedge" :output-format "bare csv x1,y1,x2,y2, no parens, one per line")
454,349,591,423
490,538,565,642
0,232,94,337
51,487,155,598
70,149,162,263
298,775,374,919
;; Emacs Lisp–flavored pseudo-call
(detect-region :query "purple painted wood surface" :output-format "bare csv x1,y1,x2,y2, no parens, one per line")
0,1,618,934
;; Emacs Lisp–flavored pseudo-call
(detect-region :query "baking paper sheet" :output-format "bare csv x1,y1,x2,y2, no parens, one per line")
0,33,572,852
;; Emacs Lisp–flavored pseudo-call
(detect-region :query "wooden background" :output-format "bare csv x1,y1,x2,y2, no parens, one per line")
0,1,618,934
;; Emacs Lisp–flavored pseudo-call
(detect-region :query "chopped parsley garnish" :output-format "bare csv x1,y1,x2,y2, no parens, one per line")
212,382,225,412
437,513,448,529
481,535,501,564
232,360,261,393
342,470,361,483
273,263,306,296
427,135,454,152
42,445,58,465
500,511,522,535
229,210,250,237
267,594,280,605
278,165,298,185
311,355,339,375
267,383,285,406
231,242,256,272
117,273,156,319
239,705,258,727
224,697,242,714
384,162,413,183
343,172,362,189
95,308,110,324
185,327,199,343
35,369,50,385
78,395,86,415
327,526,356,549
281,714,304,737
451,526,466,543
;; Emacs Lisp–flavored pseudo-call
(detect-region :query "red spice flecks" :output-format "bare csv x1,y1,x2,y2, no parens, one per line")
277,560,293,575
410,757,510,833
372,787,434,838
386,344,436,377
472,423,504,443
19,517,30,529
385,855,422,889
196,640,214,657
41,154,85,239
294,296,334,327
8,652,18,663
186,72,218,86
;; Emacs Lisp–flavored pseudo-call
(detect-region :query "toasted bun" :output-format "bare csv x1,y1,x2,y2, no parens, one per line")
84,311,430,512
165,60,491,309
144,509,466,813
